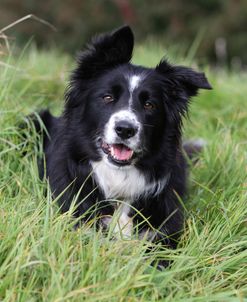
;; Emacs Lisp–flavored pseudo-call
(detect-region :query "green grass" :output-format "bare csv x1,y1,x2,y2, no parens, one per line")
0,46,247,302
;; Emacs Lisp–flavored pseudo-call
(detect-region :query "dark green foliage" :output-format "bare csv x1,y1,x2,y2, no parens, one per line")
0,0,247,65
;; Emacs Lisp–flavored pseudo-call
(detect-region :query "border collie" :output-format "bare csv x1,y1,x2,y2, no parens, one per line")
34,26,211,250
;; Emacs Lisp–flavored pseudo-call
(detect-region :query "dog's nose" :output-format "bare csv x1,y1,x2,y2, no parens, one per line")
115,121,138,139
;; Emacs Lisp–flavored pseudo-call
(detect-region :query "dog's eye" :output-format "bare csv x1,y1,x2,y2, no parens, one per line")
144,101,155,110
103,95,114,103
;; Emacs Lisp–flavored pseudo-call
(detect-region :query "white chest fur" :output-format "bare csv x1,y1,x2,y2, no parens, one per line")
91,158,168,238
91,158,168,201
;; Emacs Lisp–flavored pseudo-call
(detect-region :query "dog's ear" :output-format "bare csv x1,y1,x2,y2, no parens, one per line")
156,59,212,97
156,59,212,123
65,26,134,110
75,25,134,80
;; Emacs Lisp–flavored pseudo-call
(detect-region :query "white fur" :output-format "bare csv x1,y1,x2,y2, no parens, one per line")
183,138,207,149
128,75,142,107
139,229,156,241
91,157,169,200
129,75,141,93
104,110,141,150
102,205,133,238
92,157,169,237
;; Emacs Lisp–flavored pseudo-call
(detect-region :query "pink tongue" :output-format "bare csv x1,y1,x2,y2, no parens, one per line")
112,144,133,161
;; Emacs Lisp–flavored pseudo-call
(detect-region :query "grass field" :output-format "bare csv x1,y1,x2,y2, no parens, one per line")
0,46,246,302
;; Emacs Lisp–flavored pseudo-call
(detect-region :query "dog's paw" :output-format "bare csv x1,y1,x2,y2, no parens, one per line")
183,138,207,162
100,213,133,239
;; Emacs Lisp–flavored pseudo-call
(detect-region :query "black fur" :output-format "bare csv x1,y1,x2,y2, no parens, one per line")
34,26,211,250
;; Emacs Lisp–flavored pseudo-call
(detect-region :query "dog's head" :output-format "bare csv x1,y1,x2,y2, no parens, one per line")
65,26,211,168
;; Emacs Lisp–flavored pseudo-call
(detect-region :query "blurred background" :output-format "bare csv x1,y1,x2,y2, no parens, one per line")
0,0,246,68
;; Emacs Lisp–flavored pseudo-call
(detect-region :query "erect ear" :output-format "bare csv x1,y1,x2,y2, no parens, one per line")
74,25,134,80
156,59,212,98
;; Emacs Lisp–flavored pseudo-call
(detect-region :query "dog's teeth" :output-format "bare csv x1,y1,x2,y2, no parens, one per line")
110,146,115,157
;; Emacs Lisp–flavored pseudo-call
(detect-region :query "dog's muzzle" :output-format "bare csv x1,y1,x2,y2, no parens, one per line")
101,110,141,166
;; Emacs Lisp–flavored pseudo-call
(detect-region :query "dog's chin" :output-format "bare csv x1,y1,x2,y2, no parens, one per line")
101,140,136,168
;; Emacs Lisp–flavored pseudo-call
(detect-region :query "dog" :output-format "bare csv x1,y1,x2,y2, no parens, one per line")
33,26,211,251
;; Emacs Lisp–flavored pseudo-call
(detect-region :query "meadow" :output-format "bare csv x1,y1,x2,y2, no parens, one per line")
0,45,246,301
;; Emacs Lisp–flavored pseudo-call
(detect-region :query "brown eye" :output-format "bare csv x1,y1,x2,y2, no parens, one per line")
144,101,155,110
103,95,114,103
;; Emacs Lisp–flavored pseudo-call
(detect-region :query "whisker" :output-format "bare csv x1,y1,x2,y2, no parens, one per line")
143,123,155,128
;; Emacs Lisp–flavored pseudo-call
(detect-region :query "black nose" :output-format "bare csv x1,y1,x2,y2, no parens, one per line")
115,121,138,139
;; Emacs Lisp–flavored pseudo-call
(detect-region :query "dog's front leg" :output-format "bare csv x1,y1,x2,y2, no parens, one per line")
100,204,133,239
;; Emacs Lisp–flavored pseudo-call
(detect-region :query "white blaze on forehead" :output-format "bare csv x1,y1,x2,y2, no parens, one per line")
129,75,142,93
128,74,143,108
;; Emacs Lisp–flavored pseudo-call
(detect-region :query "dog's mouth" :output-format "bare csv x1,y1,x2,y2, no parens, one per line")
101,141,134,166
